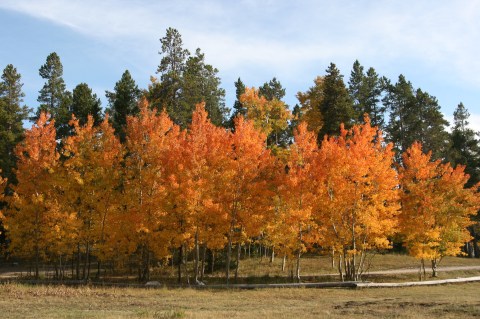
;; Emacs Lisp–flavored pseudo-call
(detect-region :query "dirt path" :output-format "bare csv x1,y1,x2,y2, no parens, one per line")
365,265,480,275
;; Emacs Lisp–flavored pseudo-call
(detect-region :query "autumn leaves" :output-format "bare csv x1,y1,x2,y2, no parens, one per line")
2,100,479,283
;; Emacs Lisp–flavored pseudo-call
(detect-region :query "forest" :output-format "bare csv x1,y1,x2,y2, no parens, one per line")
0,28,479,285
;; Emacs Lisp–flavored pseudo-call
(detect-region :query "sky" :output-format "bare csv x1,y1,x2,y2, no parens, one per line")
0,0,479,132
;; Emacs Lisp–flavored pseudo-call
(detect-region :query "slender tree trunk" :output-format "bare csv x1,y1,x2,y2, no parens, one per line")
200,245,206,281
295,227,302,283
71,255,74,279
431,259,438,277
59,255,63,280
282,254,286,272
183,245,190,286
194,231,199,283
86,242,91,280
177,245,182,284
338,254,344,282
210,251,215,274
226,232,233,285
270,247,275,264
419,259,426,281
234,243,241,283
331,248,335,269
82,245,87,280
34,245,39,279
473,236,480,258
96,261,101,280
295,250,301,283
76,244,81,280
145,249,150,281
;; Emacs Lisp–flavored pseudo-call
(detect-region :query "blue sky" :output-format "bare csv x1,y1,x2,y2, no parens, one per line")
1,0,479,131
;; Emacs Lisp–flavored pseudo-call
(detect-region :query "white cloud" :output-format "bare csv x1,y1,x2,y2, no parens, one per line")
468,113,480,133
3,0,480,78
2,0,480,111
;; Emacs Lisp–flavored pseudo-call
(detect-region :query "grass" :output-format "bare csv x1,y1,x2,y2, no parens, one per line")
1,254,480,318
2,253,480,284
1,281,480,318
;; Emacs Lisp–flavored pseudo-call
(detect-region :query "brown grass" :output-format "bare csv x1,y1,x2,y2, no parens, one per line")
3,253,480,284
1,281,480,318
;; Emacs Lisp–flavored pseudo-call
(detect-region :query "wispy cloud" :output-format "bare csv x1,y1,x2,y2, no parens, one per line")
2,0,480,111
3,1,480,76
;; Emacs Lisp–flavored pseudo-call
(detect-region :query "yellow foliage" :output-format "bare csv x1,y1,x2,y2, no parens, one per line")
399,142,480,262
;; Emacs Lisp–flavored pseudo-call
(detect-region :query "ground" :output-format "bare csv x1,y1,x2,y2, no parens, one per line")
1,282,479,318
1,254,480,318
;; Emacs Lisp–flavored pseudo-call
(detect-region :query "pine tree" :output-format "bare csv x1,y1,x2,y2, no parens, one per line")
105,70,142,142
448,103,480,187
348,60,364,120
71,83,103,127
0,64,31,184
259,77,286,101
150,28,190,126
228,77,246,128
348,60,386,128
384,75,449,161
363,68,386,128
36,52,71,139
414,89,450,159
180,48,227,127
318,63,355,139
447,103,480,258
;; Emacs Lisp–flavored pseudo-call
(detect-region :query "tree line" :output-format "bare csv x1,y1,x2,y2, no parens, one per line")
0,28,479,283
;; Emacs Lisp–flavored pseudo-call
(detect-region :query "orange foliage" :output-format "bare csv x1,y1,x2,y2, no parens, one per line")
296,76,324,135
5,113,61,277
123,98,183,277
62,114,123,269
270,122,320,279
240,87,291,142
315,116,399,280
399,142,480,266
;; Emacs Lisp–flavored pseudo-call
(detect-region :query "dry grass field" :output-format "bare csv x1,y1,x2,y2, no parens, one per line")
4,253,480,284
1,281,480,318
1,254,480,318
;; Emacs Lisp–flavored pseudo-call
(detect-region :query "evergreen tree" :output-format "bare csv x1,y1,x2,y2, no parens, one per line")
448,103,480,258
363,68,386,128
0,64,31,184
348,60,364,119
318,63,355,139
228,77,246,128
106,70,142,141
180,48,227,127
384,75,449,160
71,83,102,126
448,103,480,187
36,52,68,117
383,75,415,157
36,52,71,139
259,77,286,101
414,88,450,159
348,60,385,128
150,28,190,126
